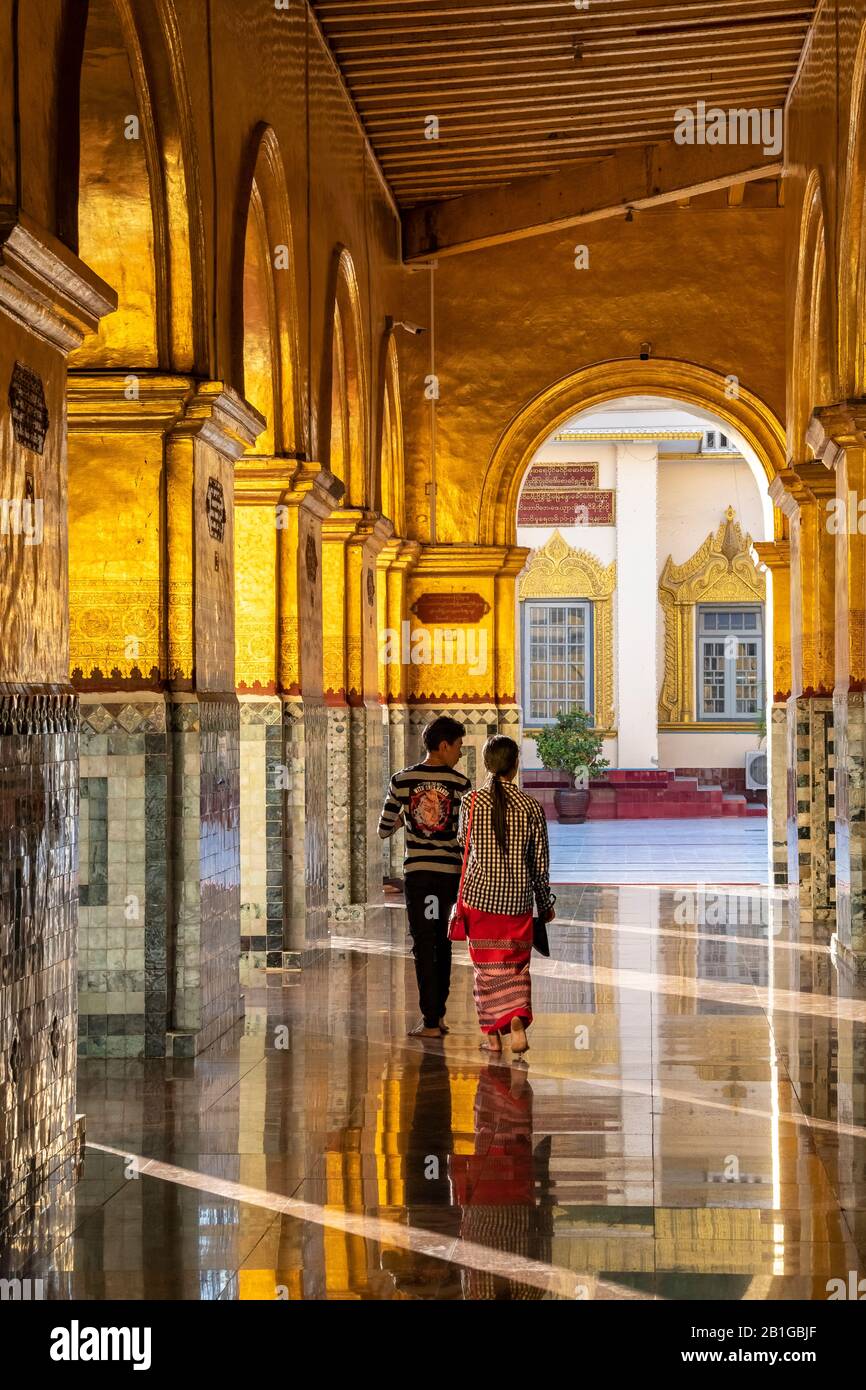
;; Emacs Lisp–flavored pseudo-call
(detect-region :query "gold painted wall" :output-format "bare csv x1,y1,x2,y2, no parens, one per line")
403,210,786,548
68,432,162,685
235,505,277,694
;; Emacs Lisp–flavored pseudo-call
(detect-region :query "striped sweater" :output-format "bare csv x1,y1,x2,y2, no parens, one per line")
378,762,471,875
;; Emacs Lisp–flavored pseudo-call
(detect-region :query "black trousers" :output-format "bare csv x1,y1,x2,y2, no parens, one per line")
404,871,460,1028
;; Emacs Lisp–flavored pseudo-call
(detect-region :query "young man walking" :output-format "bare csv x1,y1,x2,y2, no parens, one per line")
378,716,470,1038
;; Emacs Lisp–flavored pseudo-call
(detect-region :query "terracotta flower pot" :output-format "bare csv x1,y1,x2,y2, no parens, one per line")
554,786,590,823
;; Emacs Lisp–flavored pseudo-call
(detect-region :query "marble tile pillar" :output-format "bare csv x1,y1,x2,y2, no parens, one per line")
163,387,264,1056
234,460,342,963
770,467,836,931
70,379,264,1058
0,212,115,1265
322,509,394,932
809,405,866,984
754,540,792,886
68,374,195,1058
277,465,343,957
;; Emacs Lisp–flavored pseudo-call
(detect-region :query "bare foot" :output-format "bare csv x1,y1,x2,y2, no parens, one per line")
510,1017,529,1054
438,1018,449,1035
479,1034,502,1053
409,1023,443,1039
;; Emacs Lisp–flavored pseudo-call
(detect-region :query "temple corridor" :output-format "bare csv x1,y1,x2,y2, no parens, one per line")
2,0,866,1327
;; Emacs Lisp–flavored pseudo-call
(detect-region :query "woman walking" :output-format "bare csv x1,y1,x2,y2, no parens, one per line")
457,736,555,1055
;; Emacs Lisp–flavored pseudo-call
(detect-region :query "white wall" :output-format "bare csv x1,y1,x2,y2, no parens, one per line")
616,442,659,765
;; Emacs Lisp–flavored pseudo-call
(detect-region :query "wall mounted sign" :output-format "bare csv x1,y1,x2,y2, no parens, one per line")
305,532,318,586
518,488,616,526
522,462,598,490
410,592,490,624
366,569,375,606
8,362,49,455
205,476,226,542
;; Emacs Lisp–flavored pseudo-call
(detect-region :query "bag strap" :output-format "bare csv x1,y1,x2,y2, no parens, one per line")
456,792,476,908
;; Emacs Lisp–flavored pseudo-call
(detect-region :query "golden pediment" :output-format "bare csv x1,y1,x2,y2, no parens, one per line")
659,506,765,605
518,528,616,600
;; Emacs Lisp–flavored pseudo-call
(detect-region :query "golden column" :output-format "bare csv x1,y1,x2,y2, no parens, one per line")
234,458,343,959
0,210,115,1253
768,465,835,922
68,374,265,1057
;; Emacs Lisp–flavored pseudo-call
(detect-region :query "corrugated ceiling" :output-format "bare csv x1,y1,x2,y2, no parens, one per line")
310,0,814,205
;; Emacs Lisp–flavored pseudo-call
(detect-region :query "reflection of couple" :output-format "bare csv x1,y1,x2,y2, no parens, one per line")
390,1051,553,1300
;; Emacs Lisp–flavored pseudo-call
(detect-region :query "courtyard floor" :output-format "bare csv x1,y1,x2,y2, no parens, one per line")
549,817,769,885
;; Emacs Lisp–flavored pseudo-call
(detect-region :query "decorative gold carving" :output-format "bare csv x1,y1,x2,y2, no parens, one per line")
518,529,616,730
658,506,766,723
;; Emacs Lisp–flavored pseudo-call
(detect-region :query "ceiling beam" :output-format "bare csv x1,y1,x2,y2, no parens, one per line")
402,142,783,260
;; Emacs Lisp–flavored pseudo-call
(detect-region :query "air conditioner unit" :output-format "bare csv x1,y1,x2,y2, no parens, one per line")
745,750,768,791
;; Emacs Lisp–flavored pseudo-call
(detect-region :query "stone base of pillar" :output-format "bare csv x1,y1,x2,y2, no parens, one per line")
832,690,866,963
326,703,351,912
170,694,244,1055
238,697,283,967
78,692,244,1058
325,701,388,929
769,704,788,886
383,702,410,880
0,688,79,1269
78,694,169,1058
831,934,866,992
788,694,835,930
284,694,328,953
350,702,386,902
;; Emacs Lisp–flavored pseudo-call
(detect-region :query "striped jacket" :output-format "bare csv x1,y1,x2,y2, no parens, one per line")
458,781,554,916
378,762,471,875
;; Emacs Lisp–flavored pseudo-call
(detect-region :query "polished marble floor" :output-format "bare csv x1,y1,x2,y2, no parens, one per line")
23,884,866,1299
549,819,770,884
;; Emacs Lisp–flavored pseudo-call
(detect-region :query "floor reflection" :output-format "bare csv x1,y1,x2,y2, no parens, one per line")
8,883,866,1299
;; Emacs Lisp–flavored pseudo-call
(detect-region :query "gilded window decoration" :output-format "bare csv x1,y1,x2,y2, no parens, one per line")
518,529,616,731
658,506,766,726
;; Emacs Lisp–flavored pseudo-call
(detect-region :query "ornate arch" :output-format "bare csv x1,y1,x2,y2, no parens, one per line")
518,531,616,732
321,246,369,508
72,0,206,371
839,20,866,394
233,123,303,456
479,359,787,548
791,168,836,457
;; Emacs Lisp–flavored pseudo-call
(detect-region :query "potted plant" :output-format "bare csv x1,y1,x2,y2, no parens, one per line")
531,709,609,824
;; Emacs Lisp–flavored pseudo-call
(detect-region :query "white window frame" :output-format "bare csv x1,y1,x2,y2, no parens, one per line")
696,603,764,721
521,599,593,726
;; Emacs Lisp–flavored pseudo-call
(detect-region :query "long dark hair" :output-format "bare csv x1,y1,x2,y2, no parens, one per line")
483,735,520,855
